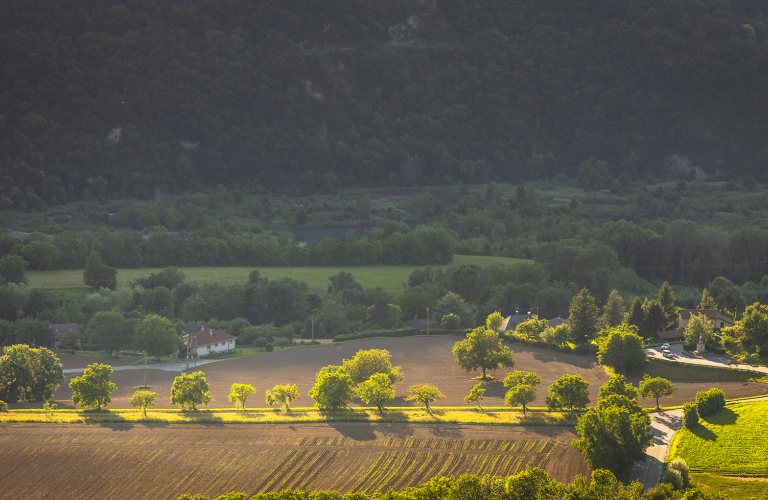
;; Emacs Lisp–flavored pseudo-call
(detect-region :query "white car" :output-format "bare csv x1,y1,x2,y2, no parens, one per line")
661,343,671,350
662,349,673,359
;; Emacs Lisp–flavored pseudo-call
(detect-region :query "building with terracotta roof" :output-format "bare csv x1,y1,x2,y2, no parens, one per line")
548,317,568,329
183,325,238,357
677,309,735,330
50,323,81,349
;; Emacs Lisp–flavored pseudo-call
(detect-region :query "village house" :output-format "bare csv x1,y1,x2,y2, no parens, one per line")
50,323,81,349
677,308,735,330
182,323,238,358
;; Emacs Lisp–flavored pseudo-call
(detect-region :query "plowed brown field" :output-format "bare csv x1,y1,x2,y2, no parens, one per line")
0,423,588,500
47,336,768,410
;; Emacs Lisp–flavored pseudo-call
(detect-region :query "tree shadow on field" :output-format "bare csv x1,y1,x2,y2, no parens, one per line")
690,424,717,441
329,419,378,441
482,380,506,399
427,425,463,439
532,351,558,363
703,407,738,426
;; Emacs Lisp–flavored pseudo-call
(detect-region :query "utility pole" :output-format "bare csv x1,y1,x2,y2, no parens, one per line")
186,333,189,370
427,307,429,336
311,318,314,342
143,356,147,389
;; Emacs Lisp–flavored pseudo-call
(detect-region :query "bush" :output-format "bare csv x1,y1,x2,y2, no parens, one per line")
273,337,290,348
660,469,683,490
253,337,268,348
424,328,462,335
0,400,7,412
696,388,726,416
683,402,699,427
667,458,690,488
573,343,599,355
265,343,274,352
333,328,416,342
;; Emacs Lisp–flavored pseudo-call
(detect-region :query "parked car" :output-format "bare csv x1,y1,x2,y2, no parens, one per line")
661,343,671,350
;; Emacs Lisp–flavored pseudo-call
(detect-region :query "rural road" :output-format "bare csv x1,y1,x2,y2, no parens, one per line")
630,409,683,489
63,359,216,374
645,344,768,374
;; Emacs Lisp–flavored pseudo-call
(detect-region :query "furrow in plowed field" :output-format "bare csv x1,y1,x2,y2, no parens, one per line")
0,423,588,500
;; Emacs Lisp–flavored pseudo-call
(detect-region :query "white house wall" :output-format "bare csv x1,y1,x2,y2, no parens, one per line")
195,340,236,357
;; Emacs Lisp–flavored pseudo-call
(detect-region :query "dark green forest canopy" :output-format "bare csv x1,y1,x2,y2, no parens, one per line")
1,0,767,204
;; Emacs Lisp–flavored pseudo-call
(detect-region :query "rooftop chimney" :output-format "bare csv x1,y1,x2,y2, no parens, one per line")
209,328,213,336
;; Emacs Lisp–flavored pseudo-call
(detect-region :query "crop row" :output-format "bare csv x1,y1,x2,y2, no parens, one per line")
257,450,339,492
294,436,350,447
352,449,554,494
367,438,556,452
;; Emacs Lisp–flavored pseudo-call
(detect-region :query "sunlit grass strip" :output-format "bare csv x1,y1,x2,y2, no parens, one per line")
1,407,576,426
667,401,768,474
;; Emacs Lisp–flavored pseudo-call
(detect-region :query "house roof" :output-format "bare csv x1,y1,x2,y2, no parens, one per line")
182,323,205,334
183,326,238,347
678,309,735,325
548,317,568,328
49,323,81,340
658,329,685,340
500,315,530,331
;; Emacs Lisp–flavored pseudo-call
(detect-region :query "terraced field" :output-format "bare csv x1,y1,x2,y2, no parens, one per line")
0,423,588,500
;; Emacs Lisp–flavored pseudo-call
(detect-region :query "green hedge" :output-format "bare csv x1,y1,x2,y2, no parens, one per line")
333,328,417,342
696,388,726,416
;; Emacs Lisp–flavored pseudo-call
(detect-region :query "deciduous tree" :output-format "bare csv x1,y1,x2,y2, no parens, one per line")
309,366,353,412
170,371,212,410
485,311,504,331
266,384,300,410
596,325,646,373
464,383,485,410
130,391,159,417
503,371,542,415
639,375,675,409
514,316,548,342
572,397,652,483
545,374,590,412
87,311,135,356
82,251,117,290
357,373,395,415
228,383,256,410
70,363,117,410
0,255,27,285
685,312,714,346
405,384,445,413
452,327,515,380
134,314,183,358
0,344,64,403
598,374,638,401
342,349,403,386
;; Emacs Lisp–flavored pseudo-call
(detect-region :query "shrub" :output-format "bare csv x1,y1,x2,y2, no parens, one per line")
273,337,290,348
0,400,7,412
683,402,699,427
441,313,461,330
667,458,690,488
660,469,683,490
696,388,725,416
265,343,274,352
253,337,268,348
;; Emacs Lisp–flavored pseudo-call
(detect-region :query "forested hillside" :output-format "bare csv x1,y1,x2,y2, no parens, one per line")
1,0,767,206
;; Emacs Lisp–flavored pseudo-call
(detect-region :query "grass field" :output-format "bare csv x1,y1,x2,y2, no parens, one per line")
667,401,768,474
27,254,531,298
0,423,587,499
0,407,575,426
690,473,768,499
627,358,768,383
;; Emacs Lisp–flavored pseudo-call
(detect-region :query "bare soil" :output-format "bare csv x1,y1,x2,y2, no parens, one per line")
39,336,768,410
0,422,587,500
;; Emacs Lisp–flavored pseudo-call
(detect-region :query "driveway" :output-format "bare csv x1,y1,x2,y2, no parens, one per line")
630,409,683,489
645,344,768,374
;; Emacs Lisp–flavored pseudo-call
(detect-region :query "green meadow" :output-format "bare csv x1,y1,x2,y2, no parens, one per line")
668,401,768,474
27,255,531,298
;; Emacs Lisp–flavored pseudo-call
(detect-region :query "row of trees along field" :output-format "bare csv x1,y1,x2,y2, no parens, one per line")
2,0,768,201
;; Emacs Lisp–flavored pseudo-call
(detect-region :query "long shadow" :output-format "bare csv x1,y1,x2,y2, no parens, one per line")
703,407,738,426
329,419,378,441
689,424,717,441
481,380,506,399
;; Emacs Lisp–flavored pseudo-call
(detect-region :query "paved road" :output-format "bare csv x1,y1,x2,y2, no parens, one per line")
63,359,216,374
645,344,768,374
630,410,683,489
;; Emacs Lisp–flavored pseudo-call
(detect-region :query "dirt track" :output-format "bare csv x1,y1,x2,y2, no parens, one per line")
0,422,588,500
42,336,768,410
